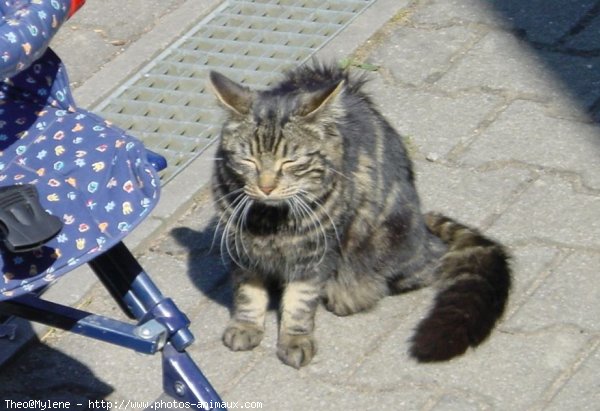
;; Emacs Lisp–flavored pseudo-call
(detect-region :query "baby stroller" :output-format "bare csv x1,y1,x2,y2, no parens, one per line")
0,0,223,408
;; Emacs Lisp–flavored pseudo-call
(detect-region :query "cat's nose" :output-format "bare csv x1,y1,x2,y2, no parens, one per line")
259,184,275,195
258,171,277,195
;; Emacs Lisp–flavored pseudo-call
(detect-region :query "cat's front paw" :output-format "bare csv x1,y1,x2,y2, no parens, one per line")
222,322,264,351
277,334,317,368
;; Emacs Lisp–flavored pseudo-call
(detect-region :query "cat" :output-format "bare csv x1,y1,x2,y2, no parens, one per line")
208,62,511,368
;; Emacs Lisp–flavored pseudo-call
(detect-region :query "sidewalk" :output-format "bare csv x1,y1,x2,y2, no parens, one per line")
1,0,600,410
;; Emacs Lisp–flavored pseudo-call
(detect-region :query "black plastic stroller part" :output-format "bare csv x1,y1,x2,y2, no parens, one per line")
0,185,63,252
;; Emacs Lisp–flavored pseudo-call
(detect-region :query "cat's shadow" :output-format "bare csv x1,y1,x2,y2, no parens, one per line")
170,221,231,310
170,220,281,314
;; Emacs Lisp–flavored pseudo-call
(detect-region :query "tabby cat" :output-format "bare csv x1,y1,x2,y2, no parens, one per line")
209,63,511,368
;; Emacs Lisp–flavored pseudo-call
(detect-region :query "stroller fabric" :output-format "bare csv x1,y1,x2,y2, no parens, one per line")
0,1,161,299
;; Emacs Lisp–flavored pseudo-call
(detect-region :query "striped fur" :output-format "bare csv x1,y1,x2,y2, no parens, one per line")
209,63,511,368
412,212,511,361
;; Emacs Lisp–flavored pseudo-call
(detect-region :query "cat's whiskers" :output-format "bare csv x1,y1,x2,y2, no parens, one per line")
290,194,328,266
297,189,342,254
235,197,254,263
212,186,244,204
222,196,247,269
221,194,252,269
327,167,353,182
243,186,259,198
210,189,246,255
287,198,310,256
285,197,302,236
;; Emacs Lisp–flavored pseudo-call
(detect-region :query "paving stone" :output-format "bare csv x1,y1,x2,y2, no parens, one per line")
504,245,562,317
186,337,267,399
414,161,532,226
50,30,118,88
116,248,228,328
565,14,600,51
366,79,503,158
148,188,217,256
367,25,481,86
35,328,163,404
436,30,565,100
411,0,509,28
52,0,187,88
69,0,187,41
186,293,232,348
413,0,597,45
226,350,433,411
538,51,600,111
506,252,600,332
0,340,114,401
84,352,162,403
489,0,597,45
31,284,164,403
459,100,600,190
306,292,422,380
350,320,590,411
488,176,600,249
545,340,600,411
431,394,490,411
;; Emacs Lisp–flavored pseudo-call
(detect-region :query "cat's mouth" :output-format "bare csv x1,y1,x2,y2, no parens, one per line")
253,196,289,207
245,186,296,206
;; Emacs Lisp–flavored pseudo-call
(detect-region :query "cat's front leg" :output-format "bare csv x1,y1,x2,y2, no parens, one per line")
223,274,269,351
277,280,320,368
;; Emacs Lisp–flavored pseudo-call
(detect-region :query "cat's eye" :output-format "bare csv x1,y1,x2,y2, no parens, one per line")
280,159,298,168
279,158,302,170
239,157,258,168
281,158,312,175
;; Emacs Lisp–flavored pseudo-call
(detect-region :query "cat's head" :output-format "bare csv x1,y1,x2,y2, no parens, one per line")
209,71,345,206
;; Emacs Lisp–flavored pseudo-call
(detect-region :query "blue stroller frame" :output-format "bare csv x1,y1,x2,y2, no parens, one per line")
0,1,223,408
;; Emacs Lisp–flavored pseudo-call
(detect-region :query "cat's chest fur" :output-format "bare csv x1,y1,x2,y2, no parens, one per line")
242,204,330,270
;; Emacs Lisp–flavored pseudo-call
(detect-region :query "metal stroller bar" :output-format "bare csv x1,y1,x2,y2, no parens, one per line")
0,241,225,408
89,242,195,351
92,243,226,407
0,293,166,354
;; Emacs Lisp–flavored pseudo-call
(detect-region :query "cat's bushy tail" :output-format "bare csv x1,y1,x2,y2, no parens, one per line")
410,212,511,362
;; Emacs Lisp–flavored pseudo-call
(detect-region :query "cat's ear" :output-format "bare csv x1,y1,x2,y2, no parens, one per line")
209,71,254,115
299,80,345,118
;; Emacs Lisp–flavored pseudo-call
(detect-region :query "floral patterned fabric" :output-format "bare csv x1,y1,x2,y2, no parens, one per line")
0,2,161,299
1,0,70,78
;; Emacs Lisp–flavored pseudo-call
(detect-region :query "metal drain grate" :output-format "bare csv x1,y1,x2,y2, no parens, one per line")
94,0,377,183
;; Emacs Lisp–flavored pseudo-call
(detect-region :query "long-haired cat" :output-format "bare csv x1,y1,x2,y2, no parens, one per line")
209,63,511,368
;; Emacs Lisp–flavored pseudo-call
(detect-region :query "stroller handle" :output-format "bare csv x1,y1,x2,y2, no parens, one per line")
68,0,86,18
0,0,85,79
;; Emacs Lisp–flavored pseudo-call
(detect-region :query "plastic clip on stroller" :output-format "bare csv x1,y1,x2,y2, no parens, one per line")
0,1,224,408
0,185,63,253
